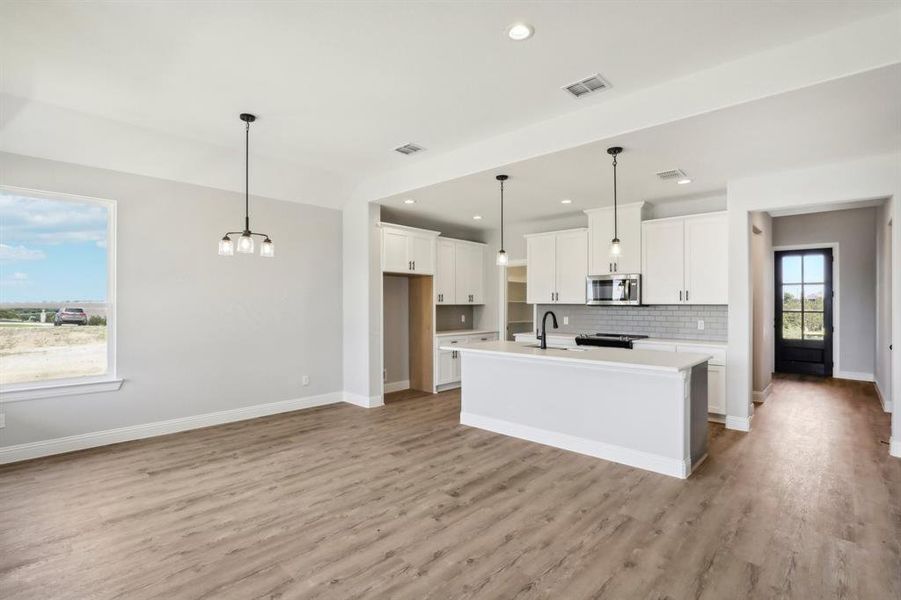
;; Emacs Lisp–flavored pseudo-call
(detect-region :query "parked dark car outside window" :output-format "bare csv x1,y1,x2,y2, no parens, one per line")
54,307,88,326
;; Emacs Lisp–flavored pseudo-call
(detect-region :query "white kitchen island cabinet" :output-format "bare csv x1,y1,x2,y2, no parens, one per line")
443,341,710,479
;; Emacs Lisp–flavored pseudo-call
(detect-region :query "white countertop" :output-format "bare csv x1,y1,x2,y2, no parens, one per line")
637,338,727,348
435,329,498,337
514,332,726,347
441,340,710,373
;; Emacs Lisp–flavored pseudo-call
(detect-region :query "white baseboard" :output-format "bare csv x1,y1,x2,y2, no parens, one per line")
834,371,874,382
752,382,773,404
0,391,344,465
383,380,410,394
343,392,384,408
725,414,752,432
460,411,691,479
874,382,893,413
891,437,901,459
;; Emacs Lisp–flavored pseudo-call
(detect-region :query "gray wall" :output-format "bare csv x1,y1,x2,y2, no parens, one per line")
534,304,728,341
0,152,343,447
772,207,877,376
382,275,409,385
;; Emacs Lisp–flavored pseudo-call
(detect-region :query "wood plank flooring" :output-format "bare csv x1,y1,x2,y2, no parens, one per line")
1,375,899,599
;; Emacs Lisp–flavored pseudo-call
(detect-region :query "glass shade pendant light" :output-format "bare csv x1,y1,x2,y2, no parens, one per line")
607,146,624,261
495,174,509,266
218,113,275,257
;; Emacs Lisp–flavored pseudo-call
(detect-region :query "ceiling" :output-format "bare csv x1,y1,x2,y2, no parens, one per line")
380,64,901,230
1,0,896,193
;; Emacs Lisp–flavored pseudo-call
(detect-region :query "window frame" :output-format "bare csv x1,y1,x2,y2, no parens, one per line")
0,185,121,402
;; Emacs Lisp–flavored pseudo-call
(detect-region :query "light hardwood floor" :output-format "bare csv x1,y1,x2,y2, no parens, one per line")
1,375,899,599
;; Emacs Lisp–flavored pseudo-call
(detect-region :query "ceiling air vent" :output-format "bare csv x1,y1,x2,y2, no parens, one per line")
394,142,425,155
656,168,688,181
562,74,611,99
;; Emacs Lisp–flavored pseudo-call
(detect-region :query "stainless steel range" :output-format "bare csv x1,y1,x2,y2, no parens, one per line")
575,332,649,349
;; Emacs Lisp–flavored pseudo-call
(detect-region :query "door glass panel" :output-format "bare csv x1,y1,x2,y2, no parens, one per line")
803,284,824,311
803,254,824,283
782,256,802,283
804,312,825,339
782,285,802,310
782,312,802,339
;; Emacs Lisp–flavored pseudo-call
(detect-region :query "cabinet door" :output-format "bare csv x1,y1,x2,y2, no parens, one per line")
465,244,485,304
555,230,588,304
435,239,456,304
436,349,456,385
408,235,434,274
526,234,557,304
588,209,615,275
382,229,409,273
588,205,642,275
615,204,643,274
707,365,726,414
684,213,728,304
642,219,685,304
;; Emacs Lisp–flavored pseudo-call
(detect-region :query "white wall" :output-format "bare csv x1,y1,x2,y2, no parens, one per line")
772,207,878,378
876,201,894,411
342,200,383,406
382,276,409,386
750,211,774,395
0,151,343,448
726,153,900,448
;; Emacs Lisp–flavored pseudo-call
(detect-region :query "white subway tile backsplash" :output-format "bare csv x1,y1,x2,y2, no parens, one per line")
535,304,728,341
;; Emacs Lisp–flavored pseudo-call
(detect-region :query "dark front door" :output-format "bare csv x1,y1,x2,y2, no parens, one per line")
775,248,833,376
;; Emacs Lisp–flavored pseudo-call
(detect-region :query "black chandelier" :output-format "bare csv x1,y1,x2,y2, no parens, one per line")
218,113,274,258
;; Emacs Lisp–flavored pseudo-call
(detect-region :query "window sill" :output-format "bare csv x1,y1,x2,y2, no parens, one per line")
0,377,124,402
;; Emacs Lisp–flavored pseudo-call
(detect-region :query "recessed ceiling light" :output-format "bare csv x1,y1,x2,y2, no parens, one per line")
507,23,534,41
473,215,483,221
561,199,572,205
677,178,692,185
403,199,416,204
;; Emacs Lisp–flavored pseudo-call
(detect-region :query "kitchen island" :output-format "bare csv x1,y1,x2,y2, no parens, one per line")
441,340,711,478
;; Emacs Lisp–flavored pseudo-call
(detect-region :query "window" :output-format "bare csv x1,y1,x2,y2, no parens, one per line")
0,186,119,399
780,253,826,340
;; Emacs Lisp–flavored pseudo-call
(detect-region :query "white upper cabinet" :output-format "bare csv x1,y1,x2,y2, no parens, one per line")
526,229,588,305
684,213,729,304
526,233,557,304
434,237,485,304
586,202,643,275
379,224,438,275
641,212,728,305
457,243,485,305
435,239,456,304
642,219,685,305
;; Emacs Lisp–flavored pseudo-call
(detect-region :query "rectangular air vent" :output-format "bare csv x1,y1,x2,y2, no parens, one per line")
656,168,688,180
394,142,425,155
562,74,611,99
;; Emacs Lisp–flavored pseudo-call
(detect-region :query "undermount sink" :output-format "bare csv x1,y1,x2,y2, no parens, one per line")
523,344,585,352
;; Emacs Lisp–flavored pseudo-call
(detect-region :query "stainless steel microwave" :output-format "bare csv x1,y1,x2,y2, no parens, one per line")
586,273,641,306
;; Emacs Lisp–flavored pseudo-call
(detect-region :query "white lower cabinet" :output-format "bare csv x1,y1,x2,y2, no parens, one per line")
434,332,498,388
706,365,726,415
633,340,727,417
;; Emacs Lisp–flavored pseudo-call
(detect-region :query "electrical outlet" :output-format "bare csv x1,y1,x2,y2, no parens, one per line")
697,319,705,330
302,375,310,386
461,314,466,323
563,316,569,326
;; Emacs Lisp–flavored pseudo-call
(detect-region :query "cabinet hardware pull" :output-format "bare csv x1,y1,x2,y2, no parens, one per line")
686,290,689,301
679,290,683,301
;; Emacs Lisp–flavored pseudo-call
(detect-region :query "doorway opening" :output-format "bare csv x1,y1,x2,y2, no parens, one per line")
774,248,834,376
